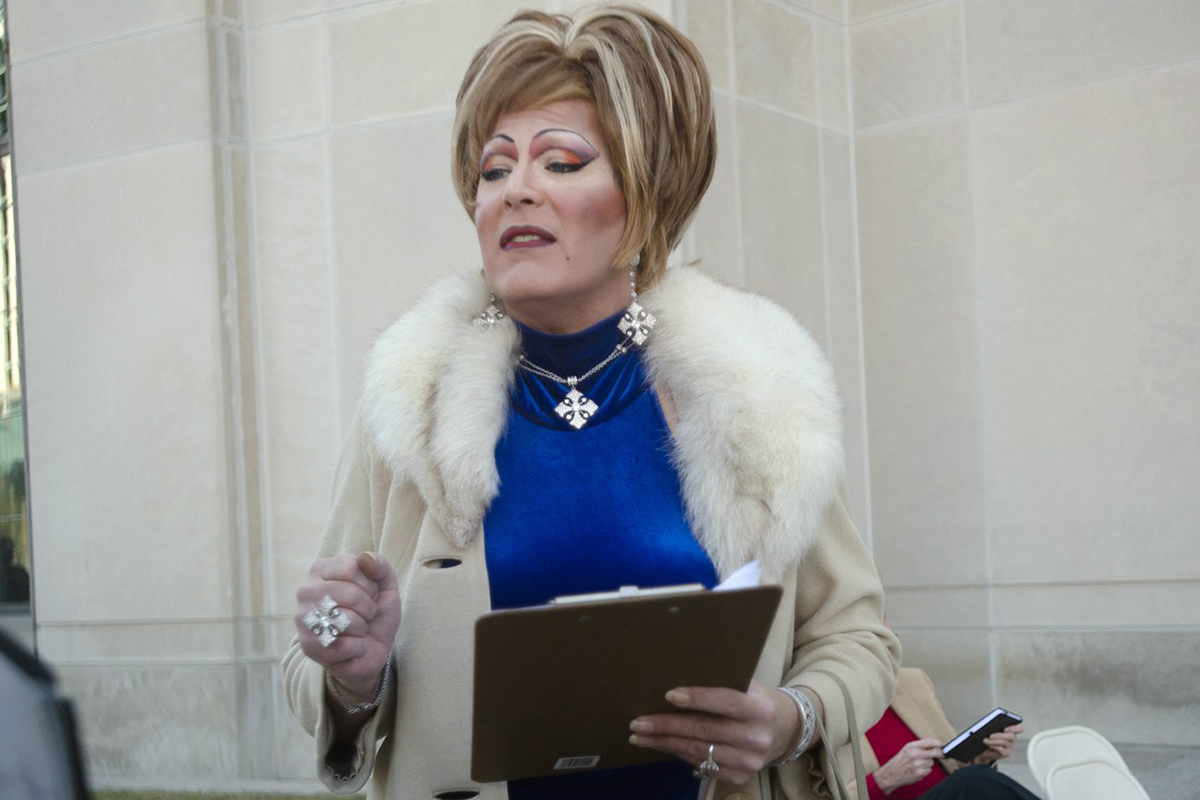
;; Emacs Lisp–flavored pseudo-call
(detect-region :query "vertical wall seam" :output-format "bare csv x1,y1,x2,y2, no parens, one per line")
210,14,252,781
814,21,835,357
957,0,998,703
237,0,281,778
675,0,698,263
239,1,271,623
844,11,873,551
725,0,746,285
320,5,343,438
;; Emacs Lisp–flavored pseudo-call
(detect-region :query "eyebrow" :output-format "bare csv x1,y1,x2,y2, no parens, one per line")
482,129,598,150
533,128,597,150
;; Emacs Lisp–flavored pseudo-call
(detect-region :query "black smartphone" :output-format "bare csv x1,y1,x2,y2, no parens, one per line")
942,707,1023,762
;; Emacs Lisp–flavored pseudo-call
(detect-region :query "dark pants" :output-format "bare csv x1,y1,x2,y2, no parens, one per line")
921,765,1043,800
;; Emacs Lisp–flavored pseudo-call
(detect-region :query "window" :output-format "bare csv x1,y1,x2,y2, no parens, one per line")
0,0,31,622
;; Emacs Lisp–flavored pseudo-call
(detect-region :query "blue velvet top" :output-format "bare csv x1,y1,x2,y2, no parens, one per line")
483,310,718,799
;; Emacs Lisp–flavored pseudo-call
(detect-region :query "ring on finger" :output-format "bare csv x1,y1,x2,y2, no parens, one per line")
692,742,720,779
303,595,351,648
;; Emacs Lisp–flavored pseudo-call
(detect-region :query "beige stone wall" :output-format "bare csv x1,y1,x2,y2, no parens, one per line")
850,0,1200,743
10,0,280,787
6,0,1197,790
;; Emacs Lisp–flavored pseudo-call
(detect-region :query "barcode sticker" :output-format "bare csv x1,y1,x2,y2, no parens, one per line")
554,756,600,770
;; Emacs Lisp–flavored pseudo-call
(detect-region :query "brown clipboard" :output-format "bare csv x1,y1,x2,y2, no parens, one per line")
470,583,783,783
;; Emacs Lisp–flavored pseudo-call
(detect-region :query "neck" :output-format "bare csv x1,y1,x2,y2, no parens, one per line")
504,289,630,335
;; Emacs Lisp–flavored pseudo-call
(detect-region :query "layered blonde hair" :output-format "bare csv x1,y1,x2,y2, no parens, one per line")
451,5,716,289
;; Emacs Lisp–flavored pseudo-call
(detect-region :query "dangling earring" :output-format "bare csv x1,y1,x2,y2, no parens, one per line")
473,293,506,328
617,254,655,345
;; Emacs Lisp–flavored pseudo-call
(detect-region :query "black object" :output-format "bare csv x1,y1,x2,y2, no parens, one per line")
0,628,90,800
942,707,1024,763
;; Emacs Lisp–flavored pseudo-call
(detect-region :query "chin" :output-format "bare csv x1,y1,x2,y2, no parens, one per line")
490,268,569,305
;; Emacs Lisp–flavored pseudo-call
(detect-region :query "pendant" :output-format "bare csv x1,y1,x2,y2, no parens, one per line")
555,387,599,430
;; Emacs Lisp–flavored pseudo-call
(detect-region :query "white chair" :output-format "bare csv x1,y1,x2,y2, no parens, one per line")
1044,757,1151,800
1026,725,1131,793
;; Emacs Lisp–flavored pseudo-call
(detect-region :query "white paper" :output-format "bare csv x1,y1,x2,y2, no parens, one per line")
714,560,761,591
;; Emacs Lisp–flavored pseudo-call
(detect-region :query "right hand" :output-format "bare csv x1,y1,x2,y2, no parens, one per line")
873,738,943,794
294,552,401,701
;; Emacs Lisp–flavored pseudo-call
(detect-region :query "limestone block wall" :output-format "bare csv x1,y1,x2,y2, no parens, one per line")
850,0,1200,742
9,0,268,787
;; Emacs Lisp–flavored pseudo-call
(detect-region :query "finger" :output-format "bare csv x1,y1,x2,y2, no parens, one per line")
665,686,774,724
313,555,379,597
631,712,773,755
310,633,371,666
297,627,371,666
911,748,944,762
905,740,943,758
296,580,379,623
296,605,369,643
628,735,758,785
358,551,397,590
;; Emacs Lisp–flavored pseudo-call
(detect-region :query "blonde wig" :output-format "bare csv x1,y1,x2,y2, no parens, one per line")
451,5,716,289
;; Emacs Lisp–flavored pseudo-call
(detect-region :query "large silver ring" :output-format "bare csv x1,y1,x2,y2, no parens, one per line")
303,595,350,648
693,742,720,779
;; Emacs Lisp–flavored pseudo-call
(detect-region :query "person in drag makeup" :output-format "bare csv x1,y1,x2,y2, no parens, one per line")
284,6,899,800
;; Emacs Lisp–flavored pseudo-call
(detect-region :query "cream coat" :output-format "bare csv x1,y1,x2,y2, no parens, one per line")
283,267,901,800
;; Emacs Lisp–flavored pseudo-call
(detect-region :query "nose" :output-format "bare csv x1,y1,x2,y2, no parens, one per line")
502,162,541,207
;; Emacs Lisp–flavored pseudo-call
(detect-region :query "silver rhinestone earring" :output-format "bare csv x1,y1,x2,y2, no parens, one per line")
473,293,506,328
617,259,656,345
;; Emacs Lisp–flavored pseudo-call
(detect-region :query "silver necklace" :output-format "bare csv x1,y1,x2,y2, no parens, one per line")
518,298,656,430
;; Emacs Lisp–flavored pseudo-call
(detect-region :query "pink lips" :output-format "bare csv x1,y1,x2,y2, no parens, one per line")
500,225,557,249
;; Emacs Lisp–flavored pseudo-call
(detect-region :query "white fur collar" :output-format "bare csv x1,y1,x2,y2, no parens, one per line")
362,267,844,576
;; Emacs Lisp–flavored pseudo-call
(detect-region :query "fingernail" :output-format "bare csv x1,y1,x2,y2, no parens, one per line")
630,719,652,734
666,689,690,706
629,734,650,747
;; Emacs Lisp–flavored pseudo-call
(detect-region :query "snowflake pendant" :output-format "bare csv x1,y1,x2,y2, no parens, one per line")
555,387,599,430
618,300,656,346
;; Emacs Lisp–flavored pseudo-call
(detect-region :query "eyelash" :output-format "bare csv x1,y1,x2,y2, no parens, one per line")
479,158,590,182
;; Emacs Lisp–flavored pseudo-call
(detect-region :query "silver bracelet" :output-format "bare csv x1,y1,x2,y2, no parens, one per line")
770,686,816,767
327,652,393,715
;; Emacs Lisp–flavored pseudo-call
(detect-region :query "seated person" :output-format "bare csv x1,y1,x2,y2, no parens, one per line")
856,667,1041,799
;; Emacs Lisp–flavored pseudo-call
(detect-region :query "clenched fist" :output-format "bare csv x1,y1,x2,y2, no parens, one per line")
294,552,401,702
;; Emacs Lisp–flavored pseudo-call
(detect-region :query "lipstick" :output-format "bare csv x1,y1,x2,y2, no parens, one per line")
501,225,557,249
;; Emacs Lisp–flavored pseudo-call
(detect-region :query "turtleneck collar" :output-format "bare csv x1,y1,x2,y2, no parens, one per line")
511,308,648,430
515,308,627,380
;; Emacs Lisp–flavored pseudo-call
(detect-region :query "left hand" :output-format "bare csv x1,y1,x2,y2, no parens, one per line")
975,723,1024,765
627,679,807,785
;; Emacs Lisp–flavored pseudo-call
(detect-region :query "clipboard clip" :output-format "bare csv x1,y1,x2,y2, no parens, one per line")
549,583,707,605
